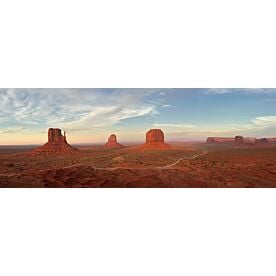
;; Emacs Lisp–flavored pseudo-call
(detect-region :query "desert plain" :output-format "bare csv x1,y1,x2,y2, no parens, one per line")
0,142,276,188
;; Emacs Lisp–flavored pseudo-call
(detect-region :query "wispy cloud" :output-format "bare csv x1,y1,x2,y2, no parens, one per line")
0,88,163,131
0,126,26,134
207,88,276,95
153,123,196,128
252,116,276,127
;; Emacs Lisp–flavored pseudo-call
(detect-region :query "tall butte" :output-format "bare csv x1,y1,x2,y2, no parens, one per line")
104,134,124,148
32,128,79,155
141,129,171,150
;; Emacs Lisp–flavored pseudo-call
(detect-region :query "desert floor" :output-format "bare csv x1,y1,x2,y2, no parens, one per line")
0,143,276,187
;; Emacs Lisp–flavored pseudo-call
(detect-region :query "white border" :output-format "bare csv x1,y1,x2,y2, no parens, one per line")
1,1,276,275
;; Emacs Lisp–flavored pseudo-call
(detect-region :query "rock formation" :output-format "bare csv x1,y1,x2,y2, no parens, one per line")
256,138,269,145
141,129,170,150
267,138,276,144
234,135,245,145
104,134,124,149
207,137,235,144
32,128,79,155
207,135,275,146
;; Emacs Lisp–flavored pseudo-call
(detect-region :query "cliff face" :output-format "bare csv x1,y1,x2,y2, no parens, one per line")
104,134,124,148
48,128,67,143
146,129,165,143
32,128,79,155
141,129,170,150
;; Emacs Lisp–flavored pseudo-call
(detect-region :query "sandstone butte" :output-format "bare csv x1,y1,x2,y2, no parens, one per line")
31,128,79,155
104,134,124,148
140,129,171,150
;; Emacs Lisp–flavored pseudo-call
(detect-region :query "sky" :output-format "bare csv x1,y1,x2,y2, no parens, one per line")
0,88,276,145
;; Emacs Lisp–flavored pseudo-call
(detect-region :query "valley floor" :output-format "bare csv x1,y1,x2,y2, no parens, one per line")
0,143,276,187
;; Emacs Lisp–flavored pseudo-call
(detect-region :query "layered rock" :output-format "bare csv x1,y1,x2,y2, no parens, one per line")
104,134,124,149
141,129,170,150
32,128,79,155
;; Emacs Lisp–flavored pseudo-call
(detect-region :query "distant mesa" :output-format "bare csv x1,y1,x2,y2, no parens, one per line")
267,138,276,144
256,138,269,145
32,128,79,155
207,135,276,145
235,136,270,145
234,135,245,145
141,129,171,150
207,137,235,144
105,134,124,149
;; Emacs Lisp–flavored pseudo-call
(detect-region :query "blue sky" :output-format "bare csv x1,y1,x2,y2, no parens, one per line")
0,88,276,144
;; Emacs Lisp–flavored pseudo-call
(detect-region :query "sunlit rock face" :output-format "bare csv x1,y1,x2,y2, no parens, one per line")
32,128,79,155
141,129,170,150
104,134,124,148
48,128,67,143
146,129,165,143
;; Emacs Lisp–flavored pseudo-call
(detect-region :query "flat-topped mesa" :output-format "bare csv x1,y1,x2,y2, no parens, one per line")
235,136,257,145
207,135,275,146
256,138,269,145
141,129,170,150
104,134,124,148
207,137,235,144
267,138,276,144
32,128,79,155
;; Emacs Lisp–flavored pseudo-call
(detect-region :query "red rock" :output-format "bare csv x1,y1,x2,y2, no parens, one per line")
32,128,79,155
207,137,235,144
48,128,67,143
235,135,245,145
141,129,170,150
207,136,258,145
243,138,257,144
105,134,124,149
267,138,276,144
256,138,269,144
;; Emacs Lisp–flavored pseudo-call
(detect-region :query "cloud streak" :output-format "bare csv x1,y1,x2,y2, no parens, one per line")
0,126,26,134
207,88,276,95
0,88,162,131
153,123,196,128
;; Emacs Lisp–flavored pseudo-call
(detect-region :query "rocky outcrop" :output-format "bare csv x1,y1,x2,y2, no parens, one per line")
104,134,124,149
32,128,79,155
141,129,170,150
